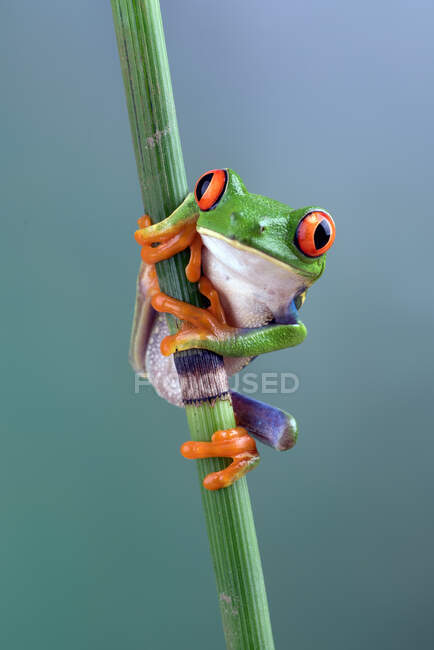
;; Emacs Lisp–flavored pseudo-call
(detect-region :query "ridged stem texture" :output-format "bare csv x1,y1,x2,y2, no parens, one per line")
111,2,274,647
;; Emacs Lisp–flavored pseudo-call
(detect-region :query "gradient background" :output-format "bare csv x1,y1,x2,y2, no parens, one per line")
1,1,434,648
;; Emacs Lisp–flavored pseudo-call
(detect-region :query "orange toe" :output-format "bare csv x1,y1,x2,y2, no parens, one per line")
202,453,260,490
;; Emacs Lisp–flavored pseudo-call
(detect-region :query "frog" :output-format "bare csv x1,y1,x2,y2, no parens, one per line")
129,168,335,490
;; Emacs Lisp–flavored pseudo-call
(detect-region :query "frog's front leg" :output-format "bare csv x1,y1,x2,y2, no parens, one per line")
135,193,202,282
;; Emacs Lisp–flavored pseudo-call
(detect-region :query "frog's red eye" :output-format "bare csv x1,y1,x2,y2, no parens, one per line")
295,211,336,257
194,169,227,211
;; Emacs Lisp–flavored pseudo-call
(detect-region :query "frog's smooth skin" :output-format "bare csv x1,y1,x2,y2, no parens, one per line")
130,169,335,490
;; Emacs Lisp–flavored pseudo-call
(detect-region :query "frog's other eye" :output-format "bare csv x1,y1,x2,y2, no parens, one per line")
194,169,227,211
295,211,336,257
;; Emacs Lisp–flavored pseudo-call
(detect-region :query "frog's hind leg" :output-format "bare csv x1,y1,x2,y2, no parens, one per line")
181,427,260,490
231,391,298,451
179,391,296,490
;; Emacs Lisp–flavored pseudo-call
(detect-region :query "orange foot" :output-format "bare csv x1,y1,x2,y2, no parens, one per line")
180,427,260,490
135,214,202,283
151,275,235,356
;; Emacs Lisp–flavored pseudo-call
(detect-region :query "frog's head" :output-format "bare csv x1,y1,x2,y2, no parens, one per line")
194,168,335,284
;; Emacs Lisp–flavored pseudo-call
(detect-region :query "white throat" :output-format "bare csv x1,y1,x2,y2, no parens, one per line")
200,233,308,328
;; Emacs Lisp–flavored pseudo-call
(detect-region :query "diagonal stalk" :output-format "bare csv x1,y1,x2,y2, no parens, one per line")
111,2,275,647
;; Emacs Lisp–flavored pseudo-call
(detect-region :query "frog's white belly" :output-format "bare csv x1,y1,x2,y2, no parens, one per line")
200,233,308,328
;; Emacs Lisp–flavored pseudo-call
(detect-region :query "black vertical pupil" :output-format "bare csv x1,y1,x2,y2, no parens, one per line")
196,173,214,201
314,219,331,249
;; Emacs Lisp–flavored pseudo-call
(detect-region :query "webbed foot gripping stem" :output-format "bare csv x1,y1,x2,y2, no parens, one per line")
181,427,260,490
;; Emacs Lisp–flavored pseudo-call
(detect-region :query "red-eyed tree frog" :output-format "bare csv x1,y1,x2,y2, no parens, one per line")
130,169,335,490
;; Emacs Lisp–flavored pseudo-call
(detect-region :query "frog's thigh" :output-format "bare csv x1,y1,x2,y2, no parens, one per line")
145,315,183,406
231,391,297,451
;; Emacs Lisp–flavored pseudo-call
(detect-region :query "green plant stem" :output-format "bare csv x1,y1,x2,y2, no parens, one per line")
111,2,275,647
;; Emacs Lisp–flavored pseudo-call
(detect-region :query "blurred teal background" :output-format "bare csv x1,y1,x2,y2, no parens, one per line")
1,1,434,648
